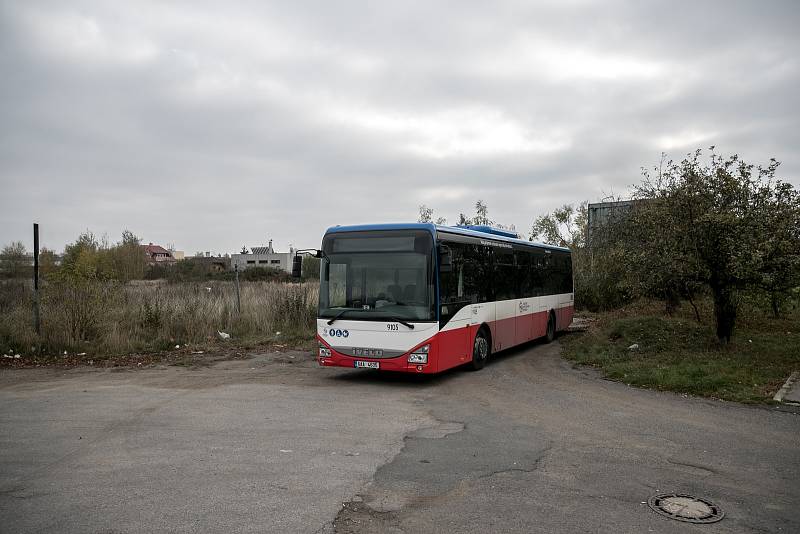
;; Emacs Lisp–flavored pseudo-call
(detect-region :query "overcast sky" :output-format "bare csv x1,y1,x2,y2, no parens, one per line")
1,0,798,255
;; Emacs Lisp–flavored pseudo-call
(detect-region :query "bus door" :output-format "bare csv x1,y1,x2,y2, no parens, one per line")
493,247,516,351
438,246,473,368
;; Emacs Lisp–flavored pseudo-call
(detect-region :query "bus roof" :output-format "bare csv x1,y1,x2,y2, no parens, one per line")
323,223,571,253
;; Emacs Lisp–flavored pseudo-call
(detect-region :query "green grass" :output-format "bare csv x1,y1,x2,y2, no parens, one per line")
562,302,800,403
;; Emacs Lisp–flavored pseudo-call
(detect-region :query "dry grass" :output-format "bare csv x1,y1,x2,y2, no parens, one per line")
0,279,318,359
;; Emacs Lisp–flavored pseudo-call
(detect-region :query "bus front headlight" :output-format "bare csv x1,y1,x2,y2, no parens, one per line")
408,344,429,364
319,345,331,357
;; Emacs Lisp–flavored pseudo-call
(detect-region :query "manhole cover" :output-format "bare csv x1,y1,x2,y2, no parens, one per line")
647,493,724,524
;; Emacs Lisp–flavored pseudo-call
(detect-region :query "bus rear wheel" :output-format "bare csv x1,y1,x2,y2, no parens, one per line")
545,312,556,343
469,329,490,371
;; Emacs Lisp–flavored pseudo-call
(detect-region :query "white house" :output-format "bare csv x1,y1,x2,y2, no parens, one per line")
230,239,294,273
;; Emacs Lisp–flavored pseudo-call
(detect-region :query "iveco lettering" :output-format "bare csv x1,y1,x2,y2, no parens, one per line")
298,223,574,374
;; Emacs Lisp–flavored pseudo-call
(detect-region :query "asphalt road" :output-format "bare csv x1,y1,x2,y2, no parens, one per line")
1,339,798,533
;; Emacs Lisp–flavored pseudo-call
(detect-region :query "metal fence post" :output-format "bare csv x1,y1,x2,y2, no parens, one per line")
234,263,241,314
33,223,41,338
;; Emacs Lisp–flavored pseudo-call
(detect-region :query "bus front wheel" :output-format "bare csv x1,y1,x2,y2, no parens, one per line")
469,329,490,371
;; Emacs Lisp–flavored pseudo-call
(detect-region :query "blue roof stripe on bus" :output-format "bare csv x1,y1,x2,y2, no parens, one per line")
323,223,570,252
435,224,570,252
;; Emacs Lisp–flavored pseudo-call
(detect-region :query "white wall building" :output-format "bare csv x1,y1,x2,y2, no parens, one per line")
230,239,295,273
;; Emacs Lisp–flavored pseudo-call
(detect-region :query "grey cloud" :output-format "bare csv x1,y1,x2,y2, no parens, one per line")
1,0,798,254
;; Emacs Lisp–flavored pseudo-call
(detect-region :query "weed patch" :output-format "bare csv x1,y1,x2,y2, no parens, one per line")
562,304,799,403
0,280,318,363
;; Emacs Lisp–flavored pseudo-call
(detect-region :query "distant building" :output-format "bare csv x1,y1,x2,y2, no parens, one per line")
170,250,185,261
142,243,177,266
231,239,295,273
587,200,637,244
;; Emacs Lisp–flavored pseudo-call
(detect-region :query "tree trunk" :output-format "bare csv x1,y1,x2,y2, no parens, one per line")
712,284,737,344
664,286,680,315
686,289,702,323
771,291,781,318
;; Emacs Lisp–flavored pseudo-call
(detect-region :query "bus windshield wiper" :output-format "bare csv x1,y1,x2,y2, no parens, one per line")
383,316,415,329
328,309,414,329
327,309,356,325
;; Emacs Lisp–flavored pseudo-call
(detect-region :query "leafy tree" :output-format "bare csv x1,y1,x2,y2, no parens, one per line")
418,205,434,223
419,200,510,229
108,230,147,281
531,202,587,249
59,230,147,282
757,181,800,316
59,232,102,280
473,200,491,225
0,241,29,278
531,202,631,310
38,247,59,277
418,205,447,225
626,149,800,343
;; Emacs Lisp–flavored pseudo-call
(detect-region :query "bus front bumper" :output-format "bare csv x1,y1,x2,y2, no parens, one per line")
316,335,435,373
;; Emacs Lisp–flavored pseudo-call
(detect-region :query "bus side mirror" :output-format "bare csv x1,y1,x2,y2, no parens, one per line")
291,255,302,278
439,246,453,272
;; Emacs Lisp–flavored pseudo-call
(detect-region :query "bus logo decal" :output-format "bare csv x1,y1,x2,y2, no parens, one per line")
323,328,349,338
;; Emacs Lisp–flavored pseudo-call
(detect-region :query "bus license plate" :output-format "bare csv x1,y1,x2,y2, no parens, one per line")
354,361,379,369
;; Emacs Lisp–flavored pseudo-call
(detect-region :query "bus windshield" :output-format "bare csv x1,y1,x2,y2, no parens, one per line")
319,230,435,322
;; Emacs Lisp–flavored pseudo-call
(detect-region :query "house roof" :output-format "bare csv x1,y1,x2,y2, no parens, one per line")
142,244,172,255
251,246,280,255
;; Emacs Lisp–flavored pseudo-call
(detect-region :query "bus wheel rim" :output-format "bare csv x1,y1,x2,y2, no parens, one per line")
475,337,488,360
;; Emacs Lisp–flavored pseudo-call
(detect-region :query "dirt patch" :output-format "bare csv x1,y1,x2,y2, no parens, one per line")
0,341,310,370
334,499,403,534
0,347,325,392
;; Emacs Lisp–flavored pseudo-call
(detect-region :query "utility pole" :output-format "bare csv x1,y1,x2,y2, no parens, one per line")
33,223,41,337
234,263,241,314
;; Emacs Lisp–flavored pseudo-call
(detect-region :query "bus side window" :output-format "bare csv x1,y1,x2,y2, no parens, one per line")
439,241,472,325
493,247,516,300
565,254,574,293
516,250,532,298
457,262,464,298
559,253,573,294
464,244,492,302
544,254,558,295
531,252,544,297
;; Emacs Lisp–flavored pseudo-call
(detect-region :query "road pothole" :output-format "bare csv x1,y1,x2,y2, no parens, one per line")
647,493,724,524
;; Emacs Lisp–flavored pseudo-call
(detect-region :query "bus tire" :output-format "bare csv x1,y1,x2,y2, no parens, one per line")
469,328,490,371
546,312,556,343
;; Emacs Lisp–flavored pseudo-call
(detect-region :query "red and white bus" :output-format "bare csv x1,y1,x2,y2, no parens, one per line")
313,223,573,373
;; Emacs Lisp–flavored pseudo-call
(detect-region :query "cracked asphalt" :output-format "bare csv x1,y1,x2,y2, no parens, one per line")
1,338,798,533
